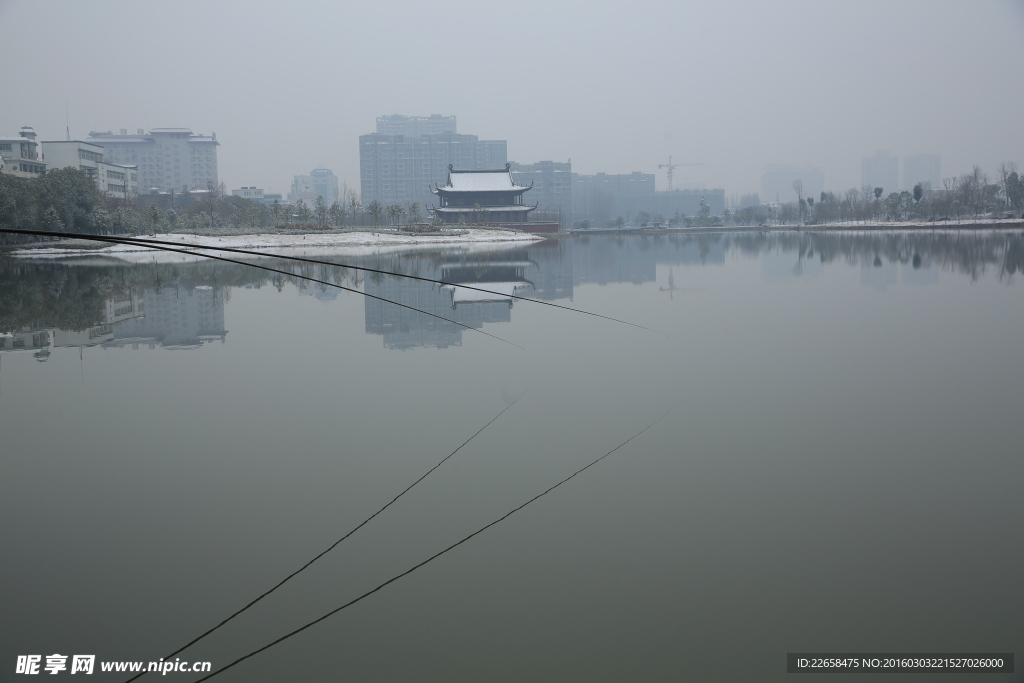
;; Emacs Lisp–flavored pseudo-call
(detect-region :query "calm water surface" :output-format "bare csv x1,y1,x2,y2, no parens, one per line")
2,231,1022,682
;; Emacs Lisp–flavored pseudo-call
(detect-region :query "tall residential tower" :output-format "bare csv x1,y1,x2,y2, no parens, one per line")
359,114,507,211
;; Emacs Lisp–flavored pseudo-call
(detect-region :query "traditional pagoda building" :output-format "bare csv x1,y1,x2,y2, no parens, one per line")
430,164,536,225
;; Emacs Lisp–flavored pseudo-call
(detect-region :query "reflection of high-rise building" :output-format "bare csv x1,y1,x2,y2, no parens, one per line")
570,234,725,286
363,252,525,350
108,284,226,349
358,236,730,350
360,242,568,350
861,151,899,194
52,287,143,348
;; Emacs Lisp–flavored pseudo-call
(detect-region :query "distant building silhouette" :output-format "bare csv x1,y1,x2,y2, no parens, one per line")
903,154,940,191
861,150,899,195
571,170,724,226
289,168,339,206
510,160,573,227
760,164,824,203
572,172,655,225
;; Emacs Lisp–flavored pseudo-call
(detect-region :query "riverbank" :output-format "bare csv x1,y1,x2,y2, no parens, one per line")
568,219,1024,238
10,227,545,263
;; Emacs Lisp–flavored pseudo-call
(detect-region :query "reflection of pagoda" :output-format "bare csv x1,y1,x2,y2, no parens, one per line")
438,259,535,308
430,164,535,225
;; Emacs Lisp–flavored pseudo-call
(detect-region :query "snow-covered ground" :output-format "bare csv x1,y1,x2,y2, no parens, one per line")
13,229,545,264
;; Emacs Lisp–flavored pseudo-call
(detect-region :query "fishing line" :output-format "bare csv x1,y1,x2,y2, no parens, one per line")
190,412,669,682
1,229,667,337
123,393,525,682
0,229,523,350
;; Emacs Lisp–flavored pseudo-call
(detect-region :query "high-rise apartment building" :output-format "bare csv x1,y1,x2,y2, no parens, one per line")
861,151,899,194
760,164,824,203
375,114,457,137
86,128,219,192
903,154,940,190
572,172,655,225
510,160,573,226
359,115,507,210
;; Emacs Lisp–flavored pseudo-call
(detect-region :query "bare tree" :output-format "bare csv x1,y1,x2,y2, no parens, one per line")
367,200,383,228
387,203,404,227
998,162,1017,209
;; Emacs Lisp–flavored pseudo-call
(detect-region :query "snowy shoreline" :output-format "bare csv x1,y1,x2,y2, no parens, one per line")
12,229,545,264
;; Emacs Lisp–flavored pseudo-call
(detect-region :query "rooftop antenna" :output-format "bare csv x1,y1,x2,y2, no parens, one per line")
65,101,70,141
658,156,705,192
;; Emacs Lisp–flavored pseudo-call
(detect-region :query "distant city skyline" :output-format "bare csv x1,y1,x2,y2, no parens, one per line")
1,2,1021,199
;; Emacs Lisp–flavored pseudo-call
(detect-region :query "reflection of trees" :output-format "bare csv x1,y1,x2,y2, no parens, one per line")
718,231,1023,282
0,246,535,334
4,232,1020,333
0,255,368,334
0,265,113,332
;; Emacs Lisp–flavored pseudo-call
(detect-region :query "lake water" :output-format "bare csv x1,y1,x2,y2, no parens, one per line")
2,231,1022,682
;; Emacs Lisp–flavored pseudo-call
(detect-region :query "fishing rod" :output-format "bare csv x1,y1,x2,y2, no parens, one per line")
0,229,522,350
123,393,525,683
1,229,666,337
189,412,668,683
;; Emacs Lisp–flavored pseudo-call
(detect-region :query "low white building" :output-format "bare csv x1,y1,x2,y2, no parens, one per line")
232,186,285,206
232,186,264,200
0,126,47,177
42,140,139,197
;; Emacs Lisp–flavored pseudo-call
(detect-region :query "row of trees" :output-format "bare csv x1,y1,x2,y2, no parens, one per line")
0,168,447,242
784,162,1023,226
573,162,1023,230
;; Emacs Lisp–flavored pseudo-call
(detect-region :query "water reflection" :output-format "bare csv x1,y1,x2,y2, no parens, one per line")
363,241,567,350
105,284,226,350
2,231,1020,356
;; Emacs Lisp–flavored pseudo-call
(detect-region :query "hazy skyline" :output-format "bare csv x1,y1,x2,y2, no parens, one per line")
2,0,1022,199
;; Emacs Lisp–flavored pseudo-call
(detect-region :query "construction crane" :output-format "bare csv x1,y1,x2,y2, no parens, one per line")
658,156,705,192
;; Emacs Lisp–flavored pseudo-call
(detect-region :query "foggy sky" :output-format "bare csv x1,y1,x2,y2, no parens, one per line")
2,0,1022,199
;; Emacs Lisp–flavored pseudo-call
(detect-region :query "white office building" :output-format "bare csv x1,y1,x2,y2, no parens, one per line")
42,140,138,197
86,128,219,192
0,126,47,177
232,186,264,201
232,186,284,206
